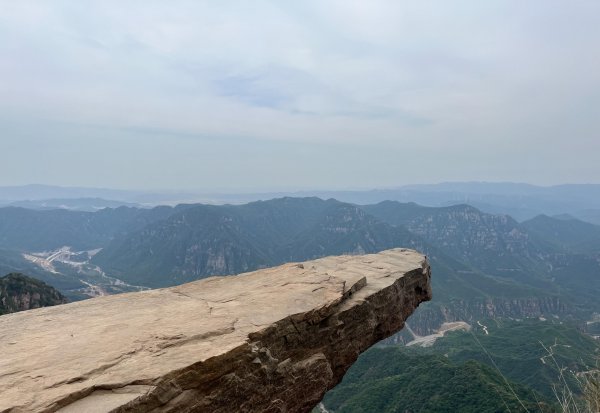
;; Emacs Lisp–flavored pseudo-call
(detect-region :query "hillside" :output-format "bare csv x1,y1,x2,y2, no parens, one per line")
522,214,600,254
0,273,67,315
319,346,549,413
0,204,187,251
433,319,600,398
91,198,537,302
92,198,428,287
321,319,599,412
362,201,600,333
363,201,548,279
1,197,598,336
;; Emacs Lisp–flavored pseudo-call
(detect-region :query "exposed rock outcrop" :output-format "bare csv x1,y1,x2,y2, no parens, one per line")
393,296,569,340
0,248,431,413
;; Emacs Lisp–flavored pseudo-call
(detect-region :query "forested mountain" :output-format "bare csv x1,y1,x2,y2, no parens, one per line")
363,201,600,331
320,319,599,412
0,204,190,251
0,273,67,315
363,201,547,277
522,214,600,254
432,319,600,399
2,197,599,327
91,198,428,287
319,347,548,413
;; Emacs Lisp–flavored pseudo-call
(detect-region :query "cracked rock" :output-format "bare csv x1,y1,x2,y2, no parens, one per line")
0,248,431,413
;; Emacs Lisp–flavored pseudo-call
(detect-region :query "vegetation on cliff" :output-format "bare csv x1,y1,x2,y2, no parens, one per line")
320,346,549,413
321,319,600,412
0,273,67,315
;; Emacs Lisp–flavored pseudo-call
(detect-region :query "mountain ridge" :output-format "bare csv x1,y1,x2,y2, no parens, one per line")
1,197,599,336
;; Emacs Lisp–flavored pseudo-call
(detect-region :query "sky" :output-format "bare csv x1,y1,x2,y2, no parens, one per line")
1,1,599,191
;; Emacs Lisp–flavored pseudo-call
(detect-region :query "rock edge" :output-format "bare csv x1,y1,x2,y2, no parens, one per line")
0,248,431,413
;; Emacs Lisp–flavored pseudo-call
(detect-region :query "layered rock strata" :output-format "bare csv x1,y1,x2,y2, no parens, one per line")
0,248,431,413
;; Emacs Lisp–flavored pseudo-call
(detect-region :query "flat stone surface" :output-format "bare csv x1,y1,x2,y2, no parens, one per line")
0,248,431,413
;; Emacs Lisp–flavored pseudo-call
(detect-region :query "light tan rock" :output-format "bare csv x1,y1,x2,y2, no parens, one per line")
0,248,431,413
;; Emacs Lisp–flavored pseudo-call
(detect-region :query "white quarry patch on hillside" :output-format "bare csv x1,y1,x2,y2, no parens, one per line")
406,321,471,347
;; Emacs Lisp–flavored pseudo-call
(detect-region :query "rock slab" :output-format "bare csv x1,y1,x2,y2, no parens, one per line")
0,248,431,413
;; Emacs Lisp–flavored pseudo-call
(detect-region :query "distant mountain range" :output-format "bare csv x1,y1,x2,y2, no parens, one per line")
5,198,143,212
0,205,186,251
0,184,194,205
2,182,600,223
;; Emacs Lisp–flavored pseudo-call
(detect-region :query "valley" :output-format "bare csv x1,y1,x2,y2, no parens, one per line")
23,248,110,298
22,246,149,298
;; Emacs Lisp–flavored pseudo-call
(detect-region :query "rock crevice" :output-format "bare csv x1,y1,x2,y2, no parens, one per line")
0,248,431,413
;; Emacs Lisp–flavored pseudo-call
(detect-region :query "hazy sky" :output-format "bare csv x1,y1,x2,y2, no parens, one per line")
1,1,599,191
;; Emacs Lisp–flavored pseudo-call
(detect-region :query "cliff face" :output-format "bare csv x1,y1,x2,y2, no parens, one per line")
0,248,431,413
0,273,67,315
404,296,568,337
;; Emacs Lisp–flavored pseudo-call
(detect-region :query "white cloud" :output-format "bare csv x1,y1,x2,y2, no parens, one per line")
0,0,599,188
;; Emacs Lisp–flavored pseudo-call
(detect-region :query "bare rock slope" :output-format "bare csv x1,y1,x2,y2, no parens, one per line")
0,248,431,413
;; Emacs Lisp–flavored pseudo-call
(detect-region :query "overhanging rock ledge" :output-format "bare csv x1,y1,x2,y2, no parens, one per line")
0,248,431,413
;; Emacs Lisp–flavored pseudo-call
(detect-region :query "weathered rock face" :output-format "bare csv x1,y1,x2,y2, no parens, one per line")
0,248,431,413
